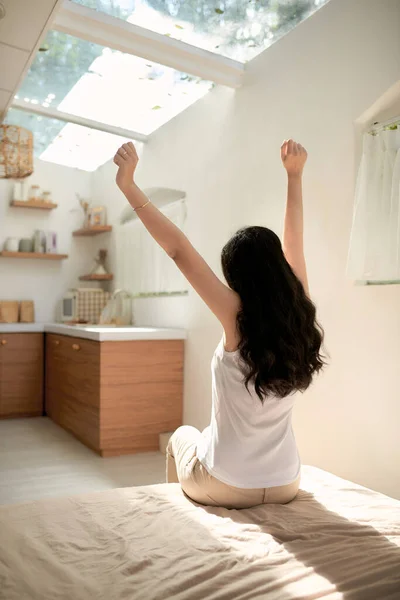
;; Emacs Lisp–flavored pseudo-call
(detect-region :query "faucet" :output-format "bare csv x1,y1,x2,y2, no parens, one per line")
113,289,132,326
100,289,132,326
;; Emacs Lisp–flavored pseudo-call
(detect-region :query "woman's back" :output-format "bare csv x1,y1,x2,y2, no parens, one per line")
196,339,301,489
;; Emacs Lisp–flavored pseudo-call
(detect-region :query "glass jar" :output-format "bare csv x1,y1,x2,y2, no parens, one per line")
41,190,52,204
28,184,40,202
20,180,28,201
12,181,22,201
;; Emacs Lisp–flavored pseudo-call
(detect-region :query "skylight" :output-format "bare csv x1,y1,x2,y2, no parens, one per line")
11,30,212,170
18,31,212,136
73,0,330,63
7,0,330,171
6,108,136,172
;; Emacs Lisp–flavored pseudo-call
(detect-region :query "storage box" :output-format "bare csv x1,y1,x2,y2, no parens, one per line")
0,301,19,323
20,300,35,323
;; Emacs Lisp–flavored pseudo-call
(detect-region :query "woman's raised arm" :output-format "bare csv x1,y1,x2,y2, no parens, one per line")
114,143,240,335
281,139,309,295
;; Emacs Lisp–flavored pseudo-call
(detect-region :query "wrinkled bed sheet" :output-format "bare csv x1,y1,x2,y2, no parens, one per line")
0,466,399,600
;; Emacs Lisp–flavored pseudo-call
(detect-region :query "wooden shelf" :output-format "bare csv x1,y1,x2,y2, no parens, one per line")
73,226,112,237
79,273,113,281
0,252,68,260
11,200,58,210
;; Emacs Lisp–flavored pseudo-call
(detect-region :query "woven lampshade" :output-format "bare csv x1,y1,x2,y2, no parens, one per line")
0,124,33,178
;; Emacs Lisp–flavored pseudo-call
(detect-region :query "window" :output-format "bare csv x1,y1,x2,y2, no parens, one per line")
17,31,212,136
347,122,400,283
11,30,212,170
73,0,330,63
8,0,330,169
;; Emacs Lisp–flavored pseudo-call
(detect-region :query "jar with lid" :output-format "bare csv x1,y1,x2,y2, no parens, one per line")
41,191,52,204
12,181,22,201
28,184,41,202
20,180,28,201
13,181,29,202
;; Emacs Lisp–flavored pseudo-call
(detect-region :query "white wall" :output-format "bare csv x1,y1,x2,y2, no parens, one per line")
0,160,95,322
93,0,400,498
133,295,188,328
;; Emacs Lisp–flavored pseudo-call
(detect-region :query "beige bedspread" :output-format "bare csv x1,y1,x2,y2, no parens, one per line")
0,466,399,600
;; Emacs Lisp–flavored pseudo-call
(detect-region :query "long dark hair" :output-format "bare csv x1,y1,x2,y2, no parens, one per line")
221,226,324,401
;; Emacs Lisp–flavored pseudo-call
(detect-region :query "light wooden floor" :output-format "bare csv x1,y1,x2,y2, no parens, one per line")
0,417,166,505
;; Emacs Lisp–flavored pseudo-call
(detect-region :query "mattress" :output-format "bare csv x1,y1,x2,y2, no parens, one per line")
0,466,399,600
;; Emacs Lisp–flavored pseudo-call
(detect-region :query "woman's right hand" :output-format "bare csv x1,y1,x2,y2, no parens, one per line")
281,140,307,177
114,142,139,193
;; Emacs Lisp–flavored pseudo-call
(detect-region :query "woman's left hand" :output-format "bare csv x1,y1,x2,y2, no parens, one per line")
114,142,139,193
281,140,307,177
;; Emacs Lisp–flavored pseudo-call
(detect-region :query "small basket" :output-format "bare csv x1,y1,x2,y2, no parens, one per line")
0,125,33,179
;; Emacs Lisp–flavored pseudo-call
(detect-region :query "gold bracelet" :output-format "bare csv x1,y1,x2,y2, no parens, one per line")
134,200,151,212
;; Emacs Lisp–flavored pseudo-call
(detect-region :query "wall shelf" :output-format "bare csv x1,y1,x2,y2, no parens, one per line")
79,273,113,281
0,252,68,260
73,226,112,237
10,200,58,210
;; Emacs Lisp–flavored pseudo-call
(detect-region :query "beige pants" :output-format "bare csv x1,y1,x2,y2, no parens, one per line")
166,425,300,510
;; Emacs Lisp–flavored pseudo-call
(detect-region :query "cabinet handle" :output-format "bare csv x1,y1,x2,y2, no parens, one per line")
1,339,7,345
54,340,60,346
72,344,80,351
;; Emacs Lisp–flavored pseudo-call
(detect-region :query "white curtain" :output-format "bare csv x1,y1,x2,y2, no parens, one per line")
115,199,187,295
348,127,400,281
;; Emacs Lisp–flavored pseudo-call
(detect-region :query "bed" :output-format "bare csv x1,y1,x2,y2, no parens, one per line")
0,466,399,600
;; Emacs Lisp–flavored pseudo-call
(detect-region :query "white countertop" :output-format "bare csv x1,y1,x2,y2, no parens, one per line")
45,324,186,342
0,323,45,333
0,323,186,341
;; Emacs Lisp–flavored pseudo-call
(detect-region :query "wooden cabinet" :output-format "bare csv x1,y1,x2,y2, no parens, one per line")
0,333,44,418
45,334,184,456
45,334,100,452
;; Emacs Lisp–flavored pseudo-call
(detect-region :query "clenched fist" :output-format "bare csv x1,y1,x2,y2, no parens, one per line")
114,142,139,193
281,140,307,177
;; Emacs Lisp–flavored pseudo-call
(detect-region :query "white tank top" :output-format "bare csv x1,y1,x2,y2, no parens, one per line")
196,339,301,489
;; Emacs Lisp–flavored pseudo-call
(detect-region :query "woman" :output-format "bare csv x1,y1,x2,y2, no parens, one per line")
114,139,324,510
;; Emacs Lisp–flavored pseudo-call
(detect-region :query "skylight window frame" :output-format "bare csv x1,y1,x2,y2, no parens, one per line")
52,0,244,89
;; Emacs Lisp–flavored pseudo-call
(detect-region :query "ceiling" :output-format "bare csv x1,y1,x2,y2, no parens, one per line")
0,0,61,118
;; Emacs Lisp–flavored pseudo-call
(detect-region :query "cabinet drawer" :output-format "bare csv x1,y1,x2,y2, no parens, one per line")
46,333,99,364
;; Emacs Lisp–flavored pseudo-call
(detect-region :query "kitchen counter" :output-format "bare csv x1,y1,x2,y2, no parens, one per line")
45,324,187,342
45,328,184,455
0,323,45,333
1,324,185,455
0,323,186,341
